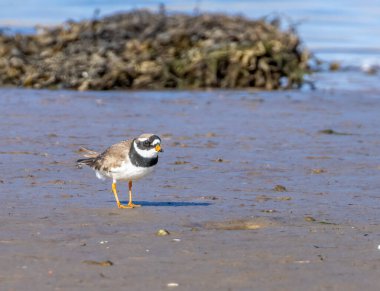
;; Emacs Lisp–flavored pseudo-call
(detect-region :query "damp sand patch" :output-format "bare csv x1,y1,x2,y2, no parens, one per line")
192,217,280,231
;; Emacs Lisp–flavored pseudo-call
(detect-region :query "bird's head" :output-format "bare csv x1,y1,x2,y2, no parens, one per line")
133,133,163,158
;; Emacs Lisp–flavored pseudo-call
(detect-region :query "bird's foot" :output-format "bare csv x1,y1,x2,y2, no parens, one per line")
117,203,141,209
127,202,141,208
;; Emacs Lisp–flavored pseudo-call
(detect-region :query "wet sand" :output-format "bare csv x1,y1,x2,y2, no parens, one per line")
1,87,380,290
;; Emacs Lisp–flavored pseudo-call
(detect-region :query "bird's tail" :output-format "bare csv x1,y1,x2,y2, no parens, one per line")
76,147,99,168
77,146,99,158
76,157,96,167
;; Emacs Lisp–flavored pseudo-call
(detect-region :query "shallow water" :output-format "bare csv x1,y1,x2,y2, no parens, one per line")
1,87,380,289
1,0,380,67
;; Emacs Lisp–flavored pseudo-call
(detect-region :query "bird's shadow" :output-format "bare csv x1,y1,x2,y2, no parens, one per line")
116,201,212,207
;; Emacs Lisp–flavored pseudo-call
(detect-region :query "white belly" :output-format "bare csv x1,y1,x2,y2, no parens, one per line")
96,162,155,182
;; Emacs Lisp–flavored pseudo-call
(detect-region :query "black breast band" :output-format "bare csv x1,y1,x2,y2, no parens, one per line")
129,140,158,167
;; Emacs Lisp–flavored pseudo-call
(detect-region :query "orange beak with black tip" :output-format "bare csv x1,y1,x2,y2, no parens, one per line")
155,144,163,152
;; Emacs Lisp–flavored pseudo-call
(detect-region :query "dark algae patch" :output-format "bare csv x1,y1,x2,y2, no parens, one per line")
318,129,353,135
304,216,338,225
0,9,310,90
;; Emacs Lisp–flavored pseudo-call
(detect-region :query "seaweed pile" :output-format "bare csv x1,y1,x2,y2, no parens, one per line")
0,10,310,90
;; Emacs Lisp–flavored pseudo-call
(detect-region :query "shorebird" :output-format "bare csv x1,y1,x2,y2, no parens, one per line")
77,133,163,208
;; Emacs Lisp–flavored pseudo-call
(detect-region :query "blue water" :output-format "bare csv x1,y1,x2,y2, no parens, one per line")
1,0,380,69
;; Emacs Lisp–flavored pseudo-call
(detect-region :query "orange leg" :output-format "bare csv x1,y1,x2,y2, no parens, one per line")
112,182,131,209
127,181,141,208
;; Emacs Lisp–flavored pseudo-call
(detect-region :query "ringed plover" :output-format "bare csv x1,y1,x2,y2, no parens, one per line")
77,133,163,208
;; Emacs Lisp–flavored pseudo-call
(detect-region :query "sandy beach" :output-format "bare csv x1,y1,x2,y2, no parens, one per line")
0,86,379,290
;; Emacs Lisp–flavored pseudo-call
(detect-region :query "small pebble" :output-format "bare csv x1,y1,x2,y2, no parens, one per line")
304,216,316,222
261,209,276,213
312,168,326,174
82,260,113,266
294,260,310,264
274,185,287,192
174,160,190,165
156,229,170,236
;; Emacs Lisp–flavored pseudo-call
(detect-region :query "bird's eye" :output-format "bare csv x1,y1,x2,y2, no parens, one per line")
143,140,150,147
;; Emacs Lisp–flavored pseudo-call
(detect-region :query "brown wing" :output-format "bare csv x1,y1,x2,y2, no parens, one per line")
92,140,132,172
